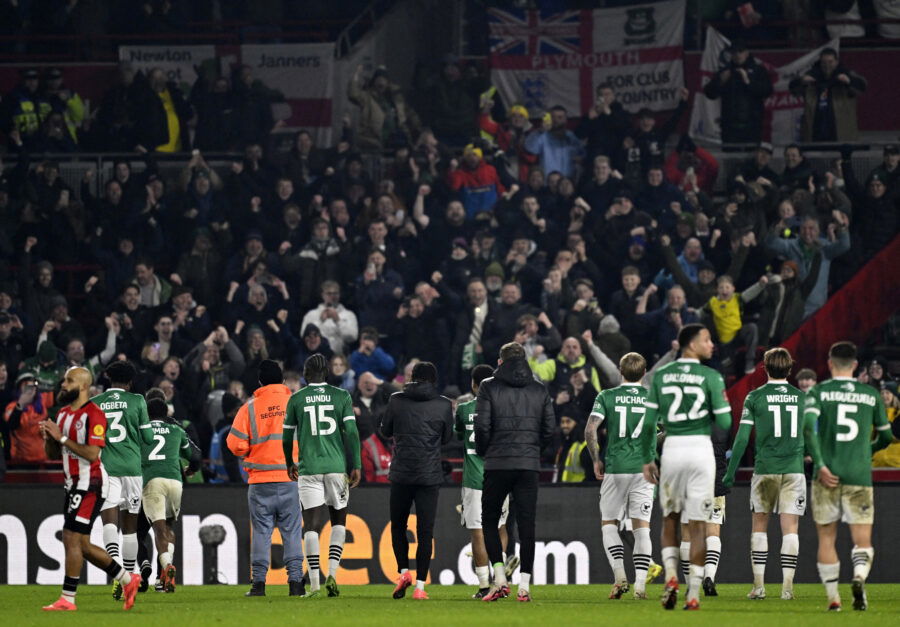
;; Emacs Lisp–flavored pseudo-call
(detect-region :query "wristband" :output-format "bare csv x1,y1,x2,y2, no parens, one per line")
59,435,68,446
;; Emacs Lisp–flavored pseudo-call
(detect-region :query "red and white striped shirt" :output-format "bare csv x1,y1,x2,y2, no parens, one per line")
56,402,108,491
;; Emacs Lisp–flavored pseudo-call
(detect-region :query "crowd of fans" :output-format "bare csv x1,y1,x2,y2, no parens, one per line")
0,42,898,484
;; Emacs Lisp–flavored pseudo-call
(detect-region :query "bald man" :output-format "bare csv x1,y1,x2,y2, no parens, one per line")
39,367,141,611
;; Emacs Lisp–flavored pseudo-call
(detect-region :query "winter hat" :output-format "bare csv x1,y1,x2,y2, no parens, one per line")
463,144,483,159
258,359,283,386
510,104,529,118
485,262,505,280
452,237,469,252
38,341,57,363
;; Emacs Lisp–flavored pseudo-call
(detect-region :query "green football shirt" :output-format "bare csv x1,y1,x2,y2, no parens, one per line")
142,420,191,483
455,398,484,489
741,381,813,474
92,388,153,476
644,358,732,462
284,383,361,475
590,384,652,474
804,377,890,486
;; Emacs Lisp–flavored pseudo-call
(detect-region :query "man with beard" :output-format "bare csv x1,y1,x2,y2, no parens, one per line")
482,282,531,366
418,197,473,268
39,367,141,610
764,215,849,318
525,105,584,179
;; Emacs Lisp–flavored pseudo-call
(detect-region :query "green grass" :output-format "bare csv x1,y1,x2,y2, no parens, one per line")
8,583,899,626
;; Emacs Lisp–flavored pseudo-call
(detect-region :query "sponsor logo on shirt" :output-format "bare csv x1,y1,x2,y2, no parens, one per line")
93,424,105,437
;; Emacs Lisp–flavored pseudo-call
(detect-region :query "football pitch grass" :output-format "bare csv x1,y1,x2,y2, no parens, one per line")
7,583,900,626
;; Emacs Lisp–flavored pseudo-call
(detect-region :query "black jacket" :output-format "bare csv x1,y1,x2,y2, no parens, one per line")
474,356,555,471
703,55,773,143
380,381,453,485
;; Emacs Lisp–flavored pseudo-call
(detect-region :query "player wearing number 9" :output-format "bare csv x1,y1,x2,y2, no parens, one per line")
641,324,732,611
803,341,892,612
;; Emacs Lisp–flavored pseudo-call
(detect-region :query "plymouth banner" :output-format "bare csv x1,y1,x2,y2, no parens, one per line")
488,0,686,116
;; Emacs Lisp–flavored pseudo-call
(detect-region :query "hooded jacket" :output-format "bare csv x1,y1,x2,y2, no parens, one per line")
380,381,453,485
474,356,555,471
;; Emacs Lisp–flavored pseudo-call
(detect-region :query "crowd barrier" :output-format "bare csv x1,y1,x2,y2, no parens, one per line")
2,483,899,585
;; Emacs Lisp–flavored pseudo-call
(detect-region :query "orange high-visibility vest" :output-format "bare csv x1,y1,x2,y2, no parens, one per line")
226,384,296,484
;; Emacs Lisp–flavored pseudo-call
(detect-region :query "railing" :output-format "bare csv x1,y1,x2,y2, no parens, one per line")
334,0,396,58
0,1,396,62
0,21,345,62
699,17,900,50
1,142,891,204
0,151,243,200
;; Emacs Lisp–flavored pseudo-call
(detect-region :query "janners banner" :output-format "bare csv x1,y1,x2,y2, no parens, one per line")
688,28,840,144
240,43,334,137
488,0,685,116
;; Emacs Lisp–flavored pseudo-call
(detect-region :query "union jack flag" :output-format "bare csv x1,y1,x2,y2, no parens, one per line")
488,9,583,56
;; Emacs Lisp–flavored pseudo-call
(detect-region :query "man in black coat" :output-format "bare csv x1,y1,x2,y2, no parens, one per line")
380,361,452,600
575,84,630,164
475,341,555,602
702,40,773,145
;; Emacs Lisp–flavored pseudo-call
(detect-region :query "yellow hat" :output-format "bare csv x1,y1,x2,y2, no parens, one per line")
464,144,483,159
510,104,529,118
